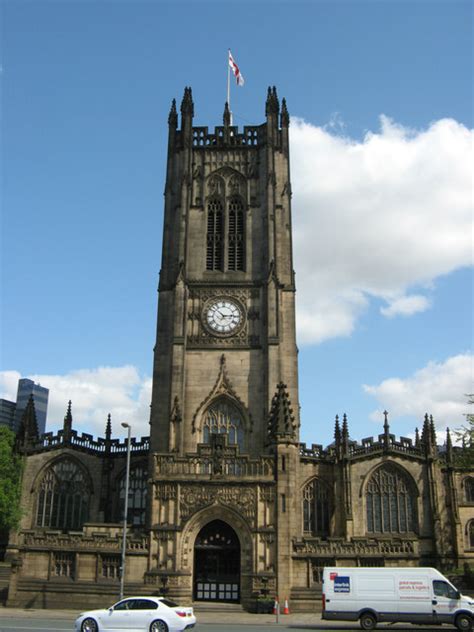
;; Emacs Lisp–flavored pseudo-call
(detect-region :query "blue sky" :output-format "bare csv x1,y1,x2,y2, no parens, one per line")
1,0,472,446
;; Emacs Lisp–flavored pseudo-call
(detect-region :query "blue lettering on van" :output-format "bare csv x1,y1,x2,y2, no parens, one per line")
334,576,350,593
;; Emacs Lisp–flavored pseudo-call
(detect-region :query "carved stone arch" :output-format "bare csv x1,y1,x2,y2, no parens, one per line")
205,174,225,199
300,474,331,494
209,167,247,200
30,453,94,496
192,354,252,436
179,503,253,574
358,460,419,499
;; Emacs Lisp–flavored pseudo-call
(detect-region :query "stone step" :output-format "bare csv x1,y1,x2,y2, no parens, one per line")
192,601,244,612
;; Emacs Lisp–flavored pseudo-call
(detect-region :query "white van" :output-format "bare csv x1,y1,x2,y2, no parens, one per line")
322,567,474,630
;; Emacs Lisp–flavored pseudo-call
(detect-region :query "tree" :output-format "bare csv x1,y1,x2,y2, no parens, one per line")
454,395,474,468
0,427,23,532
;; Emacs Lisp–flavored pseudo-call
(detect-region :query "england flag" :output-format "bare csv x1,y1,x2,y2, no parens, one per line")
228,50,245,86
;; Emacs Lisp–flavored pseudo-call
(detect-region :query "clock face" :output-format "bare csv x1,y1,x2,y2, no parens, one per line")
205,299,243,335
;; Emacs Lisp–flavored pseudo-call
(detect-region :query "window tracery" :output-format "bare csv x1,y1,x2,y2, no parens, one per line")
35,459,90,530
202,398,244,450
118,464,148,527
302,478,330,535
366,465,417,534
465,477,474,502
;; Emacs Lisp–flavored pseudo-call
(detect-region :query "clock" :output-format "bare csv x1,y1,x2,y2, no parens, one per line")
204,298,243,335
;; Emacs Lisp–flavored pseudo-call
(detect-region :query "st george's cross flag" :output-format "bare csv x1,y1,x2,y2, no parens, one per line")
228,50,245,86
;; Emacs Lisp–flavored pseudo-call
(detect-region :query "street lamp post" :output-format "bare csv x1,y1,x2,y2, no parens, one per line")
120,422,132,600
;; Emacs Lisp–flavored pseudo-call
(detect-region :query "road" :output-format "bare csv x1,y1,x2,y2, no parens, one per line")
0,612,449,632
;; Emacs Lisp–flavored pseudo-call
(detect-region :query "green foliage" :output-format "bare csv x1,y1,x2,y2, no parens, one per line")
0,427,23,531
454,395,474,468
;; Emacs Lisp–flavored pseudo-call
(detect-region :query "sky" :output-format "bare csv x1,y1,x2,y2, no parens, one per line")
1,0,472,448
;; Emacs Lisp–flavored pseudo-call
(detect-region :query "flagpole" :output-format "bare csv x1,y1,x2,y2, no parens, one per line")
227,49,232,125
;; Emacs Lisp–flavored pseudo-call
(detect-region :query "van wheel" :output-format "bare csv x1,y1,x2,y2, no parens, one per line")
455,613,473,632
360,612,377,630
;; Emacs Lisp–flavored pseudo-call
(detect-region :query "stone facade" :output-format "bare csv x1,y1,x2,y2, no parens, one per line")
6,88,473,611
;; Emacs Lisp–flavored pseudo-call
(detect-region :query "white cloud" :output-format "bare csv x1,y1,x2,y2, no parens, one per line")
380,294,432,318
363,353,473,434
0,367,152,439
290,116,473,344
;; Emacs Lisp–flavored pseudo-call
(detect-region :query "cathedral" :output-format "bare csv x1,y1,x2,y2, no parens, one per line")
6,87,473,611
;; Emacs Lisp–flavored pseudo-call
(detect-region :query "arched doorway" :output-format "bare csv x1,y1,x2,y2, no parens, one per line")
194,519,240,602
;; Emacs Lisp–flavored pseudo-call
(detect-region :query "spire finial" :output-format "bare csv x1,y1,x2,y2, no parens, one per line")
334,414,341,441
105,413,112,440
168,98,177,128
223,101,231,127
265,85,279,116
281,97,289,127
180,86,194,117
430,414,437,446
61,399,73,445
16,394,39,449
446,427,453,463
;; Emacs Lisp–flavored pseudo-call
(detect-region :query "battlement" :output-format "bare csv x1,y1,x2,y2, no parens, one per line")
190,124,266,148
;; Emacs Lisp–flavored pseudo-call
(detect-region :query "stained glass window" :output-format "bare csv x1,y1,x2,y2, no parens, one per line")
36,459,90,530
366,465,417,534
302,478,330,535
118,464,148,527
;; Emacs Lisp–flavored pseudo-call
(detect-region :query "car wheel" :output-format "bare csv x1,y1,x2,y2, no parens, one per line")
81,618,98,632
360,612,377,630
150,620,169,632
456,613,473,632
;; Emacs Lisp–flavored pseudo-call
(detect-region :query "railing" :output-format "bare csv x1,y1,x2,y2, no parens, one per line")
293,536,418,557
154,453,275,478
21,531,149,552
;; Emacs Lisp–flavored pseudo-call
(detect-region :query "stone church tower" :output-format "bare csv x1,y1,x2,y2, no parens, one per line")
5,87,473,611
147,86,300,606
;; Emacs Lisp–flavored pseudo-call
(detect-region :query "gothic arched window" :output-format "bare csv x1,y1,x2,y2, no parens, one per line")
467,521,474,549
202,398,244,450
228,197,244,271
206,199,223,270
302,478,330,536
366,465,417,534
118,463,148,527
36,459,91,530
465,477,474,502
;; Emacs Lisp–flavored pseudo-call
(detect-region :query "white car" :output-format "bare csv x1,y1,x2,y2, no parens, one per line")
74,596,196,632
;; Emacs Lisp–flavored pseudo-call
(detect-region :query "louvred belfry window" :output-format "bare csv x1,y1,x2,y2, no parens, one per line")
228,197,244,271
206,199,223,270
366,465,417,534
